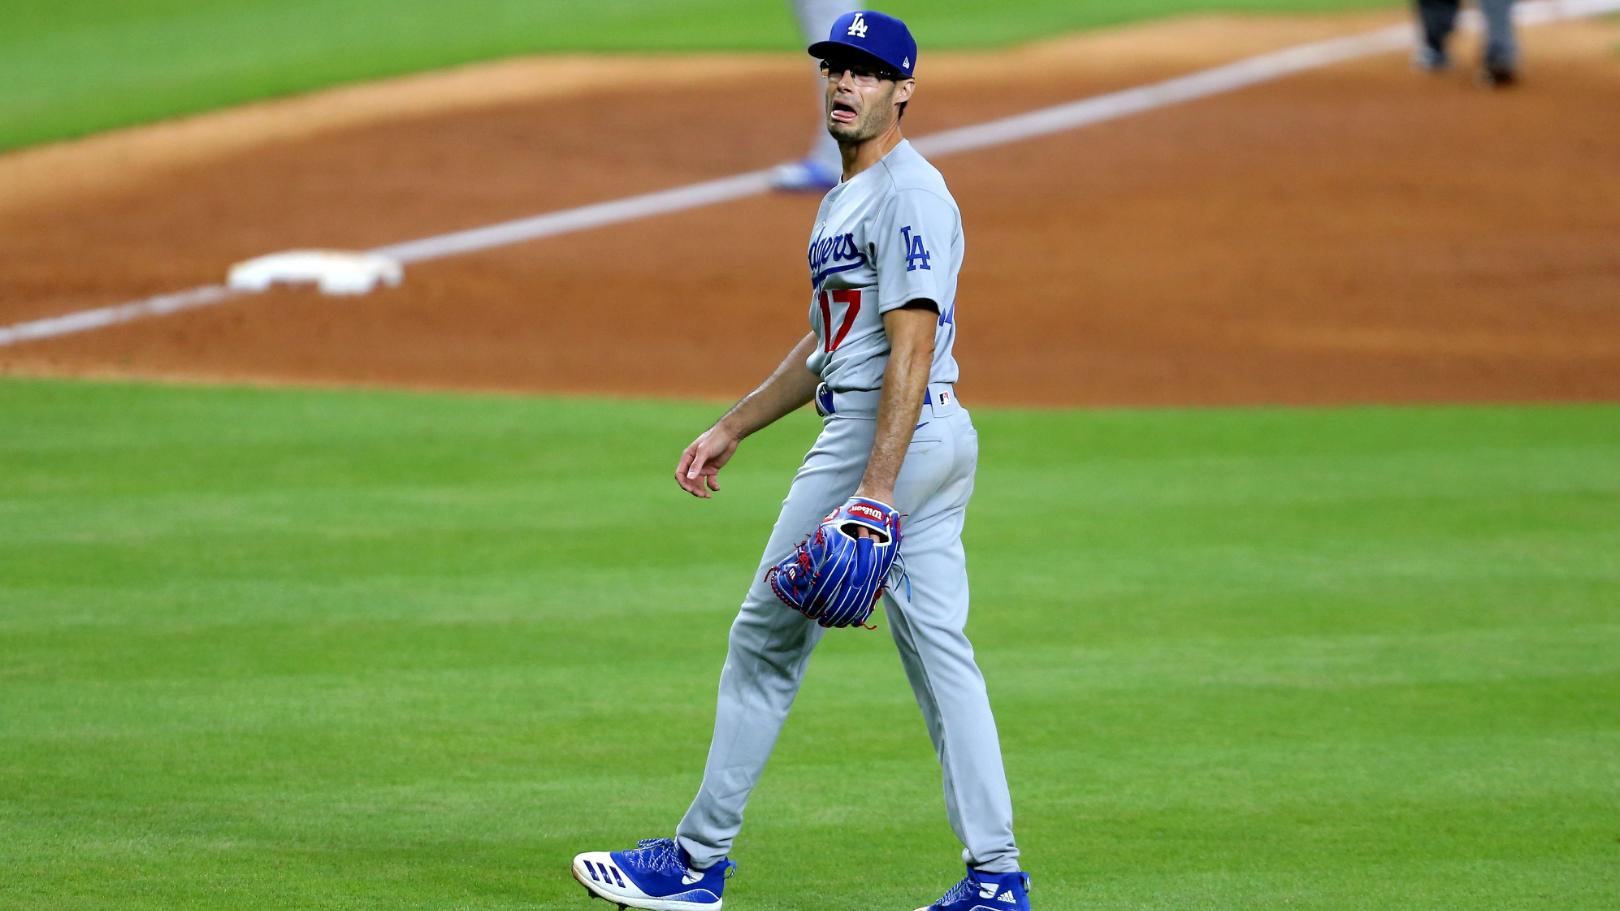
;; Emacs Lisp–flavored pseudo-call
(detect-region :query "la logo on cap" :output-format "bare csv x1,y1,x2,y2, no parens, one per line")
847,12,868,37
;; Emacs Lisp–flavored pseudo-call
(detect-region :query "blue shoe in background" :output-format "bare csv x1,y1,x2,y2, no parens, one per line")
571,838,734,910
769,156,841,192
1412,44,1450,72
915,866,1032,911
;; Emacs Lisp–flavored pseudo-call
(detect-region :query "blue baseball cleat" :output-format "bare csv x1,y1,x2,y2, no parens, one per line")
571,838,734,911
915,866,1032,911
770,156,842,192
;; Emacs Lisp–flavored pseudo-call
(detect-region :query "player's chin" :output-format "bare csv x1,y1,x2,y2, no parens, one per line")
826,119,862,143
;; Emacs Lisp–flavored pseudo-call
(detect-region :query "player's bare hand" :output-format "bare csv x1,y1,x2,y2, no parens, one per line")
677,423,742,499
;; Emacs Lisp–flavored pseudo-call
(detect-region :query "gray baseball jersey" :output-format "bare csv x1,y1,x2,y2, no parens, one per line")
805,139,962,391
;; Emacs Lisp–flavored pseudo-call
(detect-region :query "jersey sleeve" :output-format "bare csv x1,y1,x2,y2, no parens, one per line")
873,189,958,314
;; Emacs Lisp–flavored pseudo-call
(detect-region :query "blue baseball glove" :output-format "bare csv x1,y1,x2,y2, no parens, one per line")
767,496,903,628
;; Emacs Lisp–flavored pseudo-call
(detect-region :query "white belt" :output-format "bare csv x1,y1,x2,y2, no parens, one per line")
814,383,958,419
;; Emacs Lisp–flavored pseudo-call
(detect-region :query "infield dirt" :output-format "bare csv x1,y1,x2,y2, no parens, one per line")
2,13,1618,406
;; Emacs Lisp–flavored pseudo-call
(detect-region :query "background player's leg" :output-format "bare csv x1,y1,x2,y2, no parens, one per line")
1477,0,1518,83
1414,0,1462,69
772,0,857,191
885,412,1021,873
676,417,873,868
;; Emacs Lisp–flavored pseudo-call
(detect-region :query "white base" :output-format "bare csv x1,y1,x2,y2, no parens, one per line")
226,250,403,295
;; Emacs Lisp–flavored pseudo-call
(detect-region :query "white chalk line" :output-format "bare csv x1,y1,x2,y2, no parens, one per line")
0,285,238,347
4,0,1615,349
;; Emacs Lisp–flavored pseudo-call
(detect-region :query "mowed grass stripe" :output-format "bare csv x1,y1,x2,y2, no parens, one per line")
2,0,1401,151
0,379,1615,910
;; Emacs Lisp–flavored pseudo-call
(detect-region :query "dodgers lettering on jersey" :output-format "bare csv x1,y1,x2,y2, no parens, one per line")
804,140,962,392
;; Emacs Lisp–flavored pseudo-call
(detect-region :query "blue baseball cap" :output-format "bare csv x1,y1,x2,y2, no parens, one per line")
808,11,917,78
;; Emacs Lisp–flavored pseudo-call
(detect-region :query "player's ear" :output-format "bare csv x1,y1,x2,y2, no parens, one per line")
894,78,916,105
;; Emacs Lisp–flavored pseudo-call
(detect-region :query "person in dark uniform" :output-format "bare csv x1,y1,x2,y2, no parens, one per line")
1414,0,1518,85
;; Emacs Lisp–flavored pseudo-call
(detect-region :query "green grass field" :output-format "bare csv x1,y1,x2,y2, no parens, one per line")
1,378,1616,909
1,0,1403,152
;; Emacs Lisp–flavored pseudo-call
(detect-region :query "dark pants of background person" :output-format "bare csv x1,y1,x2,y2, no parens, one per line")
1416,0,1518,67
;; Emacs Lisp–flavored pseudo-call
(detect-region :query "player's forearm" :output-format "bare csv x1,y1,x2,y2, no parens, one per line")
857,309,936,503
716,333,821,439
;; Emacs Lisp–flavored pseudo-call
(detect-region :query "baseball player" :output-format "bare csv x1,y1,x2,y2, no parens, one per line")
572,11,1032,911
772,0,859,191
1412,0,1518,85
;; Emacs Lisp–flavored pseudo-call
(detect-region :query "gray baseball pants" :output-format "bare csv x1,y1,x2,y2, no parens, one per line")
790,0,859,170
676,385,1021,874
791,0,859,42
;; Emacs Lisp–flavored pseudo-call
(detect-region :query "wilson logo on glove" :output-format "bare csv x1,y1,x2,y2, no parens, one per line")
767,496,902,629
844,501,891,531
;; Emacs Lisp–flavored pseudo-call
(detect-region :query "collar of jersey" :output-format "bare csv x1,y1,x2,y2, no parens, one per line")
831,139,913,195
